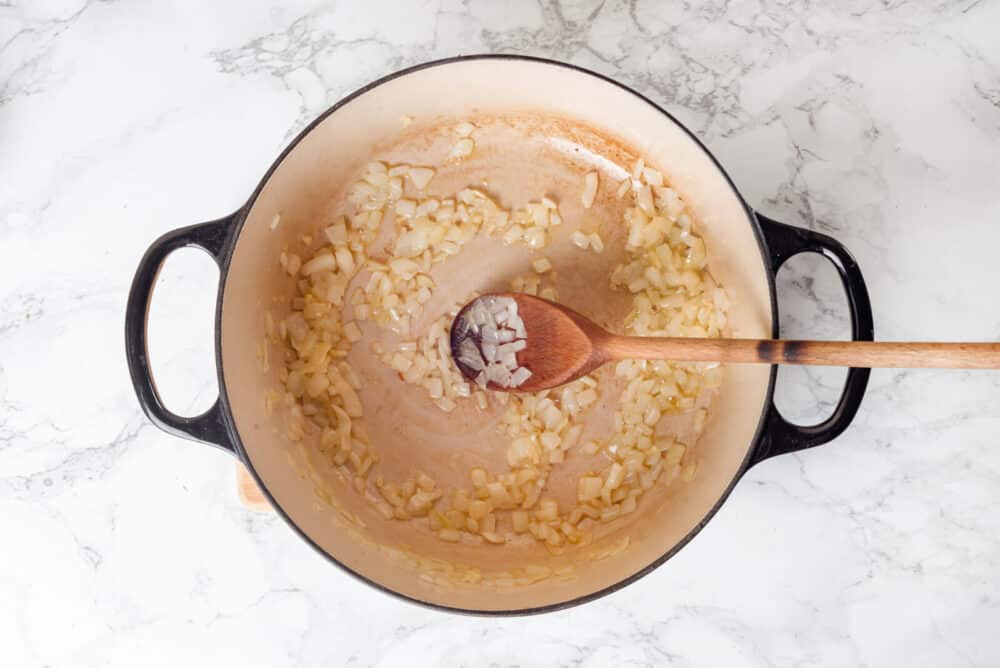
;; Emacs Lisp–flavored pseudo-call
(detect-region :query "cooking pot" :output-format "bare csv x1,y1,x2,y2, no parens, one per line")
125,55,873,614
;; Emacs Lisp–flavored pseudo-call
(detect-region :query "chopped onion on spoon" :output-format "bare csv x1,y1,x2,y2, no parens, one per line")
452,296,533,389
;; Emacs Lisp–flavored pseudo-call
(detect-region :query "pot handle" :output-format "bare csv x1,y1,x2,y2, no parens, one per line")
125,215,237,453
749,213,874,465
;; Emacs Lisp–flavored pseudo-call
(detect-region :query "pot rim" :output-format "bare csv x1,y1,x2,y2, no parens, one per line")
215,54,780,616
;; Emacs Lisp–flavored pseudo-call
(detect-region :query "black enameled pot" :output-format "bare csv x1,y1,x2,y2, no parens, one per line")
126,56,872,615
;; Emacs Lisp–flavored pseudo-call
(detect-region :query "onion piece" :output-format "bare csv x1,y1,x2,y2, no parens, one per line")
509,367,532,387
408,167,435,190
581,171,599,209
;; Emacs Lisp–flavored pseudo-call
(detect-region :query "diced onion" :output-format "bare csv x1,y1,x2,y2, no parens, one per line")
581,171,599,209
532,257,552,274
409,167,435,190
275,135,726,558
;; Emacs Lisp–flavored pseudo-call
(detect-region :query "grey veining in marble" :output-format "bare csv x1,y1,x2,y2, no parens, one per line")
2,0,1000,666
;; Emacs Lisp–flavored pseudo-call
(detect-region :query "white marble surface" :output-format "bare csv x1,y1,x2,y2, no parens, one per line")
3,0,1000,665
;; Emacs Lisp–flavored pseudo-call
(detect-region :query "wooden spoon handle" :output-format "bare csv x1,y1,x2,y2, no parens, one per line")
602,337,1000,369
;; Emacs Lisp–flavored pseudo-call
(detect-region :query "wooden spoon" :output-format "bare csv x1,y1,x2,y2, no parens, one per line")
450,292,1000,392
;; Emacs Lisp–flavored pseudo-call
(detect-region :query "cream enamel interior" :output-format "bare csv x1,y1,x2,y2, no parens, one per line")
220,59,773,612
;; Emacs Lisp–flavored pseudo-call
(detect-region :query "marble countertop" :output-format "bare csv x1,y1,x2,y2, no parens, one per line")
3,0,1000,666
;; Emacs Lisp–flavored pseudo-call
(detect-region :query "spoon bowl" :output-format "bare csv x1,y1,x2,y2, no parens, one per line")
450,292,606,392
